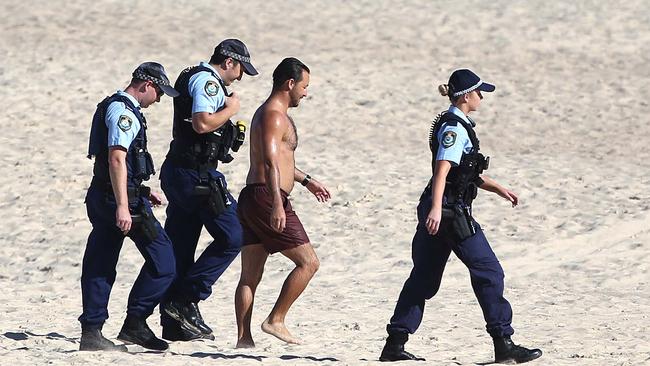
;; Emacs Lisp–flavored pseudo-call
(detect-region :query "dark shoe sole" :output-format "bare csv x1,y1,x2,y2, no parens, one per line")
163,305,213,337
379,357,425,362
496,351,543,364
162,329,214,342
79,344,128,352
117,332,169,351
379,352,425,362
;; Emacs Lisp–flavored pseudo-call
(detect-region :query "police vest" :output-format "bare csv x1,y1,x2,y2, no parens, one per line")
169,65,236,168
429,111,490,205
87,94,154,188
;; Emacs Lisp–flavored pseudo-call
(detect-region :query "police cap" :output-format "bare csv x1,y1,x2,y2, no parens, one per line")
213,39,259,76
448,69,495,97
132,62,180,97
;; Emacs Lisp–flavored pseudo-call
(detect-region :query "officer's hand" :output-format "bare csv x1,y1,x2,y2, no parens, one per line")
226,92,241,113
116,205,132,235
497,187,518,207
425,206,442,236
270,204,286,233
149,191,165,206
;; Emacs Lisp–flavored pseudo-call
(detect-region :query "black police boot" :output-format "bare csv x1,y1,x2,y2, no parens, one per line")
117,315,168,351
79,328,128,352
162,299,213,337
379,331,425,362
493,336,542,364
162,317,212,342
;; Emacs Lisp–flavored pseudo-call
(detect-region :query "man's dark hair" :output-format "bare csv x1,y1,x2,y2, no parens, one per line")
209,53,240,67
130,77,147,85
272,57,310,90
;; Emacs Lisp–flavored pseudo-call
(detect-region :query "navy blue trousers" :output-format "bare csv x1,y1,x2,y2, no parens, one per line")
79,186,176,330
387,190,514,338
159,160,242,309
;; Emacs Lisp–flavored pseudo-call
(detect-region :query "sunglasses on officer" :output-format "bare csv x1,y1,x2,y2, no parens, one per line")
148,81,163,98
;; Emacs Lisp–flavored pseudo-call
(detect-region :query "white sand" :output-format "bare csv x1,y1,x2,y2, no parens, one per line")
1,0,649,365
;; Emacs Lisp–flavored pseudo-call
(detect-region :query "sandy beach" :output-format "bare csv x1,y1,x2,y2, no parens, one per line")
1,0,649,364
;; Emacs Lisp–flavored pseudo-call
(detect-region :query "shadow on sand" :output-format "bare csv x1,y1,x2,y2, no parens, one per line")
3,331,78,353
3,330,77,344
183,351,339,362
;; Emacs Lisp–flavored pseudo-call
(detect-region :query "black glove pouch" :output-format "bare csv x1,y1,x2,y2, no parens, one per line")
134,150,156,181
192,177,230,216
129,205,159,242
442,204,476,242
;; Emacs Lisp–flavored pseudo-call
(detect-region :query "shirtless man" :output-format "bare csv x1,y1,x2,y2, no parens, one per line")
235,57,331,348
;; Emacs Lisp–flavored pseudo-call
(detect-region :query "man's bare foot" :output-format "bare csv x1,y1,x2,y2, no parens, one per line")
261,318,302,344
236,338,255,348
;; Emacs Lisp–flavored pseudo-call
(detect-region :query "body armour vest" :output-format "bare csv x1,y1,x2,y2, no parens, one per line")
169,65,233,166
87,93,154,188
429,111,490,206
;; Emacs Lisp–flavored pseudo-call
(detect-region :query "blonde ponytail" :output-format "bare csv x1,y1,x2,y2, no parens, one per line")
438,84,449,97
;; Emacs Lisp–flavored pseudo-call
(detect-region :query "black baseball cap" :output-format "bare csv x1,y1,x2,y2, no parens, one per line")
132,62,180,97
213,39,258,76
448,69,495,97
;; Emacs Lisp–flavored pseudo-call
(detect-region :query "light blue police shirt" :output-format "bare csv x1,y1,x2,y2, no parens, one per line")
435,105,474,165
188,61,226,115
106,90,141,150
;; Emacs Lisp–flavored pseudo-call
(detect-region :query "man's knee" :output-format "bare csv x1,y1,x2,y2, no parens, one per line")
302,252,319,274
239,267,264,288
284,243,319,274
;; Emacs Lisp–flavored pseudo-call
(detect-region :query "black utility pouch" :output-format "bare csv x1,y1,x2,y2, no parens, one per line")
193,184,211,196
139,185,151,198
207,178,229,215
193,177,230,216
134,150,155,180
443,204,476,241
144,152,155,176
129,206,159,242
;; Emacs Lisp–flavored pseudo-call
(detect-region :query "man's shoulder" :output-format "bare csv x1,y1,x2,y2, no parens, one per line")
257,105,289,127
106,100,136,120
106,99,126,111
189,69,222,95
190,68,219,82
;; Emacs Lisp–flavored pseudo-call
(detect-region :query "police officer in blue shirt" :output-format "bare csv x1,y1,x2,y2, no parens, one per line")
379,69,543,363
159,39,258,341
81,62,179,352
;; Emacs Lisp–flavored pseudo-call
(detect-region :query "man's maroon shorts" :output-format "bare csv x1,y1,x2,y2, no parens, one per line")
237,183,310,254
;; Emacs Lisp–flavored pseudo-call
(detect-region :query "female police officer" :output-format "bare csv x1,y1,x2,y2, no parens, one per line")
379,69,542,364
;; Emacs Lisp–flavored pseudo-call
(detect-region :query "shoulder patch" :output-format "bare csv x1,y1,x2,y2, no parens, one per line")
205,80,220,96
118,115,133,132
442,130,457,148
